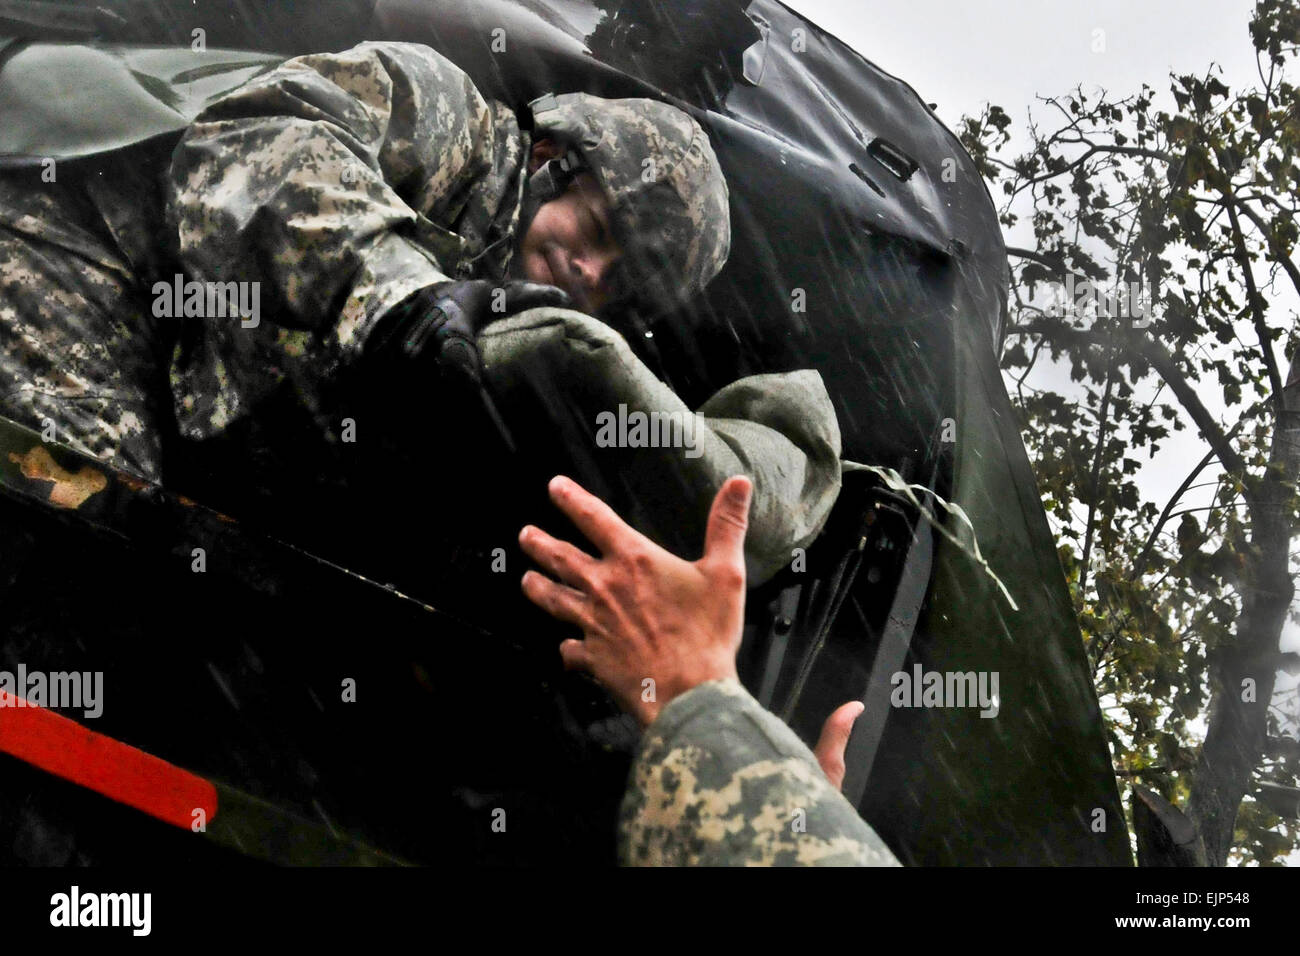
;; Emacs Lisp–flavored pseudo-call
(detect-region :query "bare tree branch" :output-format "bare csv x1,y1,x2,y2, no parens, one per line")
1006,321,1251,489
1006,246,1067,271
1228,195,1300,311
1223,196,1287,405
1134,446,1221,578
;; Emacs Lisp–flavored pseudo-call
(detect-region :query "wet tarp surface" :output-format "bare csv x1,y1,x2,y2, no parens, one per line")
0,0,1129,864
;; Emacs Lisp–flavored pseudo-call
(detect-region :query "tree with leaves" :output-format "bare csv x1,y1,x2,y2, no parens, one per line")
958,0,1300,864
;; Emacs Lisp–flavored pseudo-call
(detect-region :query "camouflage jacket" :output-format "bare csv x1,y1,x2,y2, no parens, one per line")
165,41,527,438
619,680,900,866
165,41,842,583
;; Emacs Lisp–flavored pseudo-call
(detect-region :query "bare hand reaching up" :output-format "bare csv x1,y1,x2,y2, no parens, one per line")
519,474,751,726
519,473,864,790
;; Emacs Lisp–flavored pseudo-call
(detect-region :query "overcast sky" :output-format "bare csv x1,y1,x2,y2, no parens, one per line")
785,0,1262,129
786,0,1300,648
779,3,1299,858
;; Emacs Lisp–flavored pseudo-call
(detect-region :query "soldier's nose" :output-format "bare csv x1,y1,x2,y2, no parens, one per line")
572,257,601,294
574,251,616,294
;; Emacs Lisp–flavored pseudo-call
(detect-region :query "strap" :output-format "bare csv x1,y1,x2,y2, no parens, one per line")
0,688,216,828
0,688,406,864
527,92,559,117
526,150,586,203
839,512,935,807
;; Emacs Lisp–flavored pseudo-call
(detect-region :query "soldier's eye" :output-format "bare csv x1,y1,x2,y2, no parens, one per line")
585,205,610,245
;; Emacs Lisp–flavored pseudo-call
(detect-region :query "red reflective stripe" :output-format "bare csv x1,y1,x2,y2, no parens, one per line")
0,689,218,829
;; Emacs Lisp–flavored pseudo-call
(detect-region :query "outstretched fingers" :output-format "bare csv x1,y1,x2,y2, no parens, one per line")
520,570,592,630
547,475,643,557
557,638,593,673
702,475,752,572
519,524,597,588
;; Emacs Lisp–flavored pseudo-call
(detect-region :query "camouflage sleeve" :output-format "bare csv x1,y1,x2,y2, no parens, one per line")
479,308,841,586
165,41,519,438
694,372,842,582
619,680,900,866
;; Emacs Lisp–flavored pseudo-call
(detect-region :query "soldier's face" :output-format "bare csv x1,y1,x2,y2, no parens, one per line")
518,147,623,313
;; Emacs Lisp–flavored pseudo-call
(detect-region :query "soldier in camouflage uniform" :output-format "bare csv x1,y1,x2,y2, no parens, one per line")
620,679,899,865
0,38,872,866
0,39,841,585
0,139,176,479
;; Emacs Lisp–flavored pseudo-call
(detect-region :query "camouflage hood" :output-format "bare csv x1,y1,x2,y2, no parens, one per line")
527,92,731,315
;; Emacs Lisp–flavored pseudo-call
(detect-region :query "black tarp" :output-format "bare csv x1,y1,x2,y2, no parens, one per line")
0,0,1130,865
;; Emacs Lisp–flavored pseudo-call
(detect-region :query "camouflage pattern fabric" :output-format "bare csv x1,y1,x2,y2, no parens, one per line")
0,162,168,479
619,680,901,866
528,91,730,316
165,41,528,441
0,40,839,586
0,39,874,866
480,308,841,585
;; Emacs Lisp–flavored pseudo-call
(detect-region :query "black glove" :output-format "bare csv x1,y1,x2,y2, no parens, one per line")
364,279,570,385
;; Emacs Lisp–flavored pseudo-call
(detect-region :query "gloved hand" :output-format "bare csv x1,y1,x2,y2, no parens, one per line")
364,279,570,385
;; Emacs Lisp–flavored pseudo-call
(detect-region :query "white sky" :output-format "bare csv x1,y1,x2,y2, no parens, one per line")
787,0,1299,643
786,0,1300,849
785,0,1262,128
